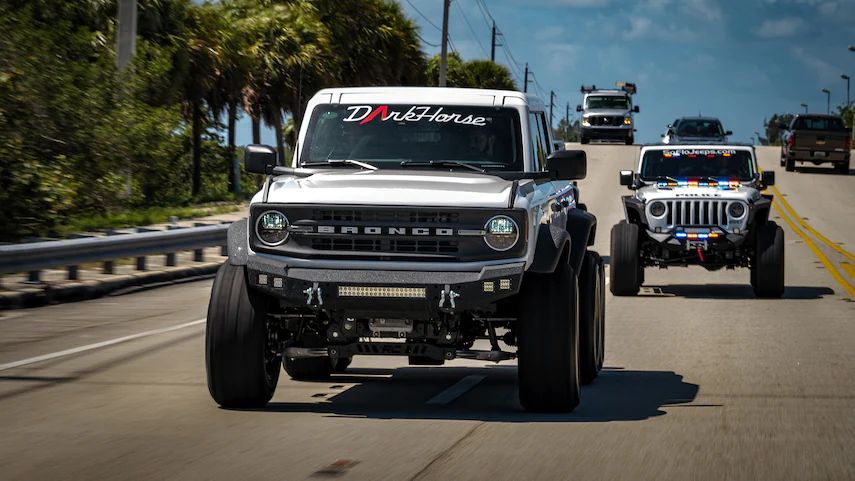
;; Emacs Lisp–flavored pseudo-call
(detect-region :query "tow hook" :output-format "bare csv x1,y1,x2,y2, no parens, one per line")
303,282,323,306
438,284,460,310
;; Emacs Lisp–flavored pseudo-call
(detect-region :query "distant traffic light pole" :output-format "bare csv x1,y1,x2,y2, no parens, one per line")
822,88,831,114
116,0,137,70
842,74,850,106
800,103,808,113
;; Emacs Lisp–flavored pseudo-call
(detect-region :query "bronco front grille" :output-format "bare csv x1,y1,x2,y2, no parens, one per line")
311,238,459,254
664,199,728,227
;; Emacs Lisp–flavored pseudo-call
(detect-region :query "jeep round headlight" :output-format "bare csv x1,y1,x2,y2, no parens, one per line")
649,201,667,218
256,211,289,246
484,215,519,251
728,202,746,219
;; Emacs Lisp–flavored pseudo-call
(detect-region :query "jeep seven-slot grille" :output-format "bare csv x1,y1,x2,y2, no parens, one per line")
665,199,728,227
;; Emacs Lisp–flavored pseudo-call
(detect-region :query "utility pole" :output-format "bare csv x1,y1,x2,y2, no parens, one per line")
116,0,137,70
565,101,570,139
801,103,808,113
439,0,451,87
523,63,529,93
822,88,831,114
491,21,497,62
842,74,850,106
549,91,556,130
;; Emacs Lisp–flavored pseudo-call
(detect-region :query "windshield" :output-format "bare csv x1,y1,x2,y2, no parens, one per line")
301,104,522,170
640,149,755,181
793,116,844,131
676,119,724,137
586,96,629,110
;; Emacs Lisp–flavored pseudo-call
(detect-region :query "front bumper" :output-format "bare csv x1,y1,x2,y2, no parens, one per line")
245,255,525,316
581,126,632,140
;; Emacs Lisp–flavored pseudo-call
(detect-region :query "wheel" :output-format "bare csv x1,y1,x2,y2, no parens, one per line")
206,262,280,408
751,222,785,298
579,251,603,385
835,160,850,175
625,135,634,145
580,136,590,145
408,356,444,366
517,261,581,412
283,332,332,380
610,222,640,296
332,357,352,372
785,156,795,172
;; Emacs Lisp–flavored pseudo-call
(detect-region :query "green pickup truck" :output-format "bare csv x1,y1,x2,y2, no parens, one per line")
780,114,851,174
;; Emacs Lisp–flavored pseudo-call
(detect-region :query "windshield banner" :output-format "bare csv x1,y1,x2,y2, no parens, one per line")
342,105,488,127
663,149,738,157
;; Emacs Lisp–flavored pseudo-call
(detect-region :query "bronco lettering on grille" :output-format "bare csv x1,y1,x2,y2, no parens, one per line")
309,226,455,236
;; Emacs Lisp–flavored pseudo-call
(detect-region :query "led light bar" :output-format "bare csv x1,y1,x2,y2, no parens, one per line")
338,286,426,298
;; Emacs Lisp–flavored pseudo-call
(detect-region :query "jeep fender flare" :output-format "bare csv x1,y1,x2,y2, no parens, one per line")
227,219,250,265
751,195,773,226
622,196,645,226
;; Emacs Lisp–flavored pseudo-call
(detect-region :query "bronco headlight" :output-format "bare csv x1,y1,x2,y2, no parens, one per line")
623,116,632,125
649,201,667,218
728,202,746,219
256,211,289,246
484,215,519,251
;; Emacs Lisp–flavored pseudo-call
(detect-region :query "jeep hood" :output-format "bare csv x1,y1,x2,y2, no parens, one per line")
263,170,515,208
637,185,760,202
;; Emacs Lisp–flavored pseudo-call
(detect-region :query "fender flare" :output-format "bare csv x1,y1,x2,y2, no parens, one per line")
227,219,250,265
529,224,571,274
566,208,596,275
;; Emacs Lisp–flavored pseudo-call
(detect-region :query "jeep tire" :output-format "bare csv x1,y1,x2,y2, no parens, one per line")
752,222,785,298
517,261,581,412
625,135,634,146
283,332,333,380
610,221,641,296
206,262,280,408
579,251,604,384
580,136,590,145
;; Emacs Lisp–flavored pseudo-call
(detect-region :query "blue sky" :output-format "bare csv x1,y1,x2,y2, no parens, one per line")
237,0,855,145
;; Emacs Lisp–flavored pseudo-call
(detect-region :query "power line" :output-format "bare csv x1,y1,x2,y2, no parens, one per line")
416,32,440,48
404,0,441,31
474,0,493,30
455,0,487,57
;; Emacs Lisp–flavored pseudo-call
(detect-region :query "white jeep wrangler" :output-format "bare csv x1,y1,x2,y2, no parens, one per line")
206,87,605,413
610,145,784,298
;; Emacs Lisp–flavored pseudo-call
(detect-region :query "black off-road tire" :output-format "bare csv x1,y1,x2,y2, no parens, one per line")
579,251,603,385
580,136,590,145
596,254,605,371
625,135,634,146
785,156,795,172
835,160,850,175
752,222,785,298
332,358,352,372
518,262,581,413
283,332,332,380
610,222,641,296
206,262,280,408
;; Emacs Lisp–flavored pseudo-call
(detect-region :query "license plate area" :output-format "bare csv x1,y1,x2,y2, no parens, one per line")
686,240,709,251
813,151,826,158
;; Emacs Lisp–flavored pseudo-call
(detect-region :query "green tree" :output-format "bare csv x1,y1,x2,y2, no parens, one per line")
464,60,517,90
764,113,794,146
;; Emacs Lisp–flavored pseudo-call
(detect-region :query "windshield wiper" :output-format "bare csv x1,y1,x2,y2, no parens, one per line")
301,159,378,170
400,160,485,173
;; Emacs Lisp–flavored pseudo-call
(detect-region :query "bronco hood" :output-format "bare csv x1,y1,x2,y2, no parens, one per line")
262,169,515,208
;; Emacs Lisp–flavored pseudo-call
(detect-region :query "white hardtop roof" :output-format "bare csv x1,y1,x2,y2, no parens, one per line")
587,90,627,95
641,144,754,152
311,86,545,111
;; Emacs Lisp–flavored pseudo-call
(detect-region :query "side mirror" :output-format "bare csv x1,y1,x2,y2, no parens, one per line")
546,150,586,180
761,170,775,187
725,130,733,136
244,144,278,174
619,170,634,187
576,105,583,112
633,106,640,113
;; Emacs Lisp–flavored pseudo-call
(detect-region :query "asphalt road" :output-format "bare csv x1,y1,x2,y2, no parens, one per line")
1,146,853,481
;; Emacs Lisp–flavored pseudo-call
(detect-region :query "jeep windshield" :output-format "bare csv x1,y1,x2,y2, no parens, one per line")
676,119,724,137
586,96,629,110
301,104,523,171
640,149,755,181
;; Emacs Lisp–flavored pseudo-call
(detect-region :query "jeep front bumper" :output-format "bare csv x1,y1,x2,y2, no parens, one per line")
245,255,524,316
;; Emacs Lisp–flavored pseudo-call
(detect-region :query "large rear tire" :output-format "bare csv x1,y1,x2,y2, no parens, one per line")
835,160,850,175
610,222,640,296
752,222,785,298
579,251,603,385
206,263,280,408
518,262,581,413
596,254,605,371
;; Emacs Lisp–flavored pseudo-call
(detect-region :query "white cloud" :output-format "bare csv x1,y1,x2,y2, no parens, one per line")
682,0,723,21
755,18,805,38
791,46,840,82
625,17,653,39
544,43,583,75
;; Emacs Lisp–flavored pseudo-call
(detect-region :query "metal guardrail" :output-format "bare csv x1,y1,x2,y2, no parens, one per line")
0,224,230,279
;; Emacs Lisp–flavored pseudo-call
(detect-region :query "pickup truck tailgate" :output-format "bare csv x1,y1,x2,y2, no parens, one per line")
793,130,849,152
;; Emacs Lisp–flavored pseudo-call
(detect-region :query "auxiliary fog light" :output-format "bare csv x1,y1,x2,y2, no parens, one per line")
258,274,268,285
273,277,283,288
484,215,519,251
338,286,426,298
499,279,511,290
483,281,495,293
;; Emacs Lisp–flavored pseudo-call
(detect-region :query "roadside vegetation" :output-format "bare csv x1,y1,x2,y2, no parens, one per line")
0,0,517,242
763,105,854,145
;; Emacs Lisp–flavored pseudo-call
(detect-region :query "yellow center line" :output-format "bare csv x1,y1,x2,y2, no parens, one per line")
771,200,855,298
769,184,855,263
